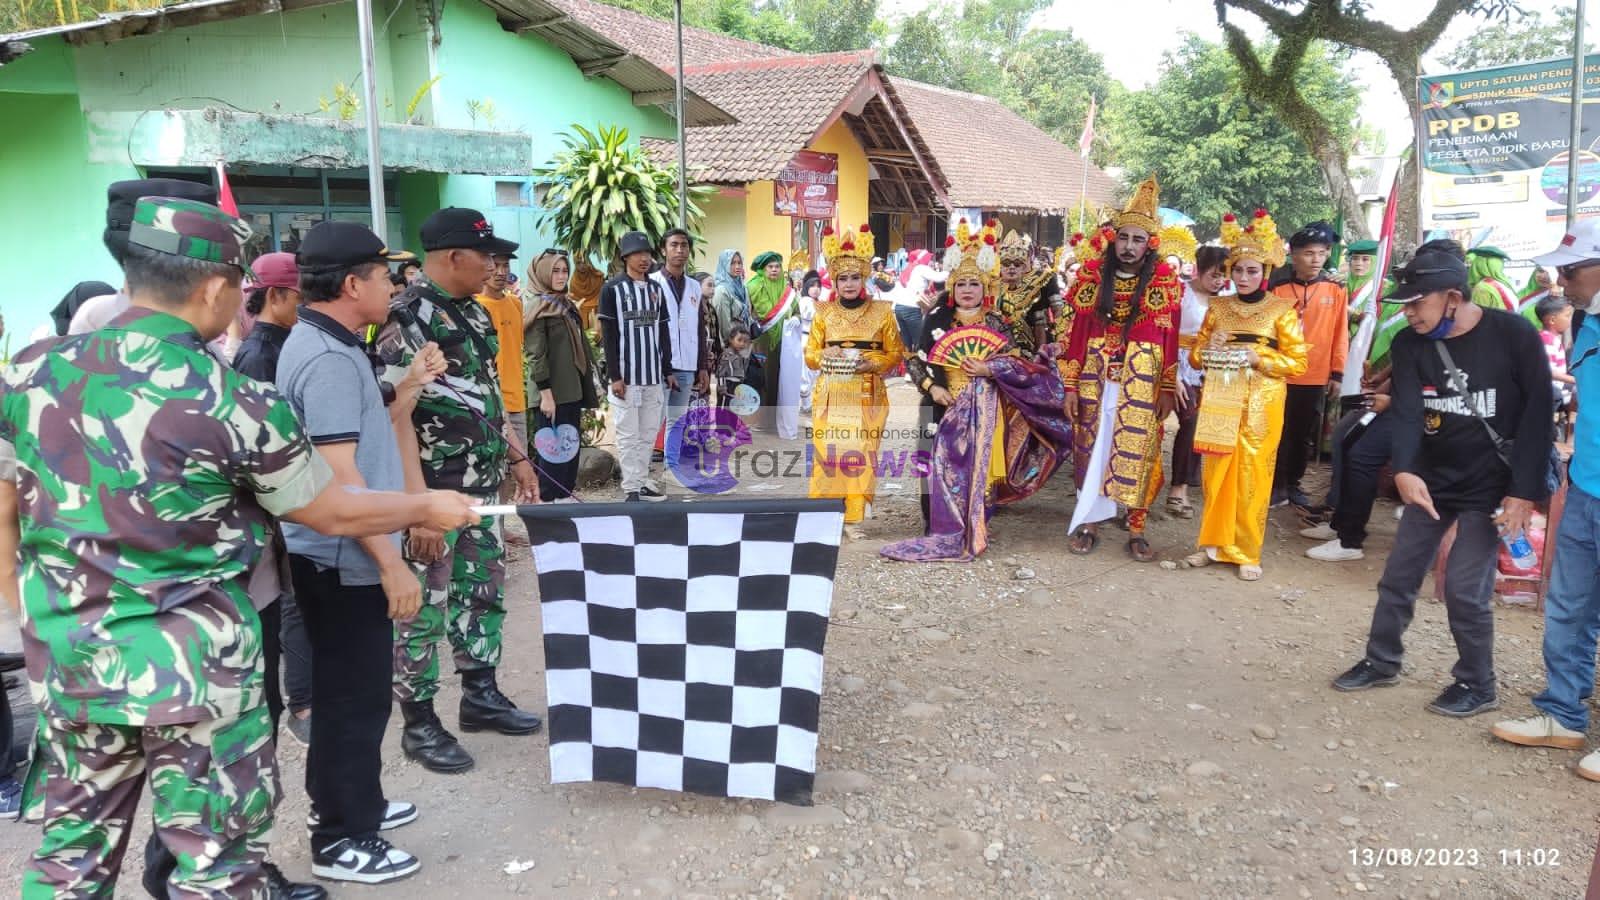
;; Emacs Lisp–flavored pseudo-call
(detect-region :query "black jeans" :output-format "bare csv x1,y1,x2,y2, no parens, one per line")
1363,504,1500,691
0,674,14,781
533,400,586,501
291,554,394,849
1328,410,1395,550
917,396,948,527
279,591,313,716
1275,383,1325,491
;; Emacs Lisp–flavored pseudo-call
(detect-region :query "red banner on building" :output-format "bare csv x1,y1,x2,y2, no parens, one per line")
774,150,838,218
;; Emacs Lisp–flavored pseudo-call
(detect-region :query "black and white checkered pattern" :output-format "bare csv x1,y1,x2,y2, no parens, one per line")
522,500,844,803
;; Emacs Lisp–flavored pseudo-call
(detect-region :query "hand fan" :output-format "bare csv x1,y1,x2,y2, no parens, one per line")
927,325,1009,367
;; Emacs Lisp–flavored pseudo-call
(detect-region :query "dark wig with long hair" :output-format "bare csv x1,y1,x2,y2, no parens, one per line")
1095,237,1158,330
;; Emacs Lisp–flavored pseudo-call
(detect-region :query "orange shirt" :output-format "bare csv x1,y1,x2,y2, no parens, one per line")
1270,278,1348,387
474,291,527,413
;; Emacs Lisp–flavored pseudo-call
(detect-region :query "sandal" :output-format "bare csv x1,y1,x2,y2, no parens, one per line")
1184,549,1215,567
1127,536,1156,562
1237,565,1264,582
1166,496,1195,520
1069,526,1099,555
845,525,868,542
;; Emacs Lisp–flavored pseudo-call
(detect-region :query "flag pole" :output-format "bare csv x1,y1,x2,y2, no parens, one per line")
355,0,387,240
1077,163,1089,234
673,0,689,229
1567,0,1588,230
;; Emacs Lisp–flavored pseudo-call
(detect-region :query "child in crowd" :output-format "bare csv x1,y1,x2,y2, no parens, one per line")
717,324,753,409
1537,294,1576,408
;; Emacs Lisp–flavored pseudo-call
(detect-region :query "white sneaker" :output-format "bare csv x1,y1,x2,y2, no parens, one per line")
312,836,420,884
308,800,419,832
1306,539,1364,561
1579,749,1600,782
1394,505,1404,520
1491,713,1586,750
1299,523,1337,540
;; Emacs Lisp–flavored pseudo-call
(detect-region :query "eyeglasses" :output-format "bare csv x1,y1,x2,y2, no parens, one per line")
541,248,570,258
1557,260,1600,279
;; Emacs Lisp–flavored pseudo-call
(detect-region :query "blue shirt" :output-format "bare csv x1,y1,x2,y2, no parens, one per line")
1572,316,1600,496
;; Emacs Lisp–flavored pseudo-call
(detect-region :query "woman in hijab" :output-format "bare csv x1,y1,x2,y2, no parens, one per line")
523,250,599,501
747,250,796,431
40,281,115,341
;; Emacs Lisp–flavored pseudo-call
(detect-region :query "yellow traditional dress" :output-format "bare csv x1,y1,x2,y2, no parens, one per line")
1191,209,1310,569
804,225,905,524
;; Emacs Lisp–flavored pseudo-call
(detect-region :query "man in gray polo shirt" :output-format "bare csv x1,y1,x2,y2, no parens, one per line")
277,221,448,886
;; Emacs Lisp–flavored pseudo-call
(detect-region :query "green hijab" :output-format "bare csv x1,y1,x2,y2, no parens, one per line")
747,254,792,349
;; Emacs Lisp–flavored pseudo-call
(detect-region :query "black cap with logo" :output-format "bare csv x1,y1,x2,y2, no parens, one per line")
297,220,415,270
420,207,519,255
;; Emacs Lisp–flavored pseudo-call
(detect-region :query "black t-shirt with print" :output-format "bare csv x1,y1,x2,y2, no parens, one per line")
1389,308,1554,512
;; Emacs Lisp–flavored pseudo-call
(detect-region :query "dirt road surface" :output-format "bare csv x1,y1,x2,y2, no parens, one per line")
0,381,1593,898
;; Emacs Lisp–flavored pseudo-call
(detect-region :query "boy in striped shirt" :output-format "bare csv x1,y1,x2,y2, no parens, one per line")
599,231,679,501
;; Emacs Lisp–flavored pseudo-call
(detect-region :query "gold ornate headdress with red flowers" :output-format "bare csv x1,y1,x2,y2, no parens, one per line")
822,223,875,279
942,217,1000,291
1220,208,1286,271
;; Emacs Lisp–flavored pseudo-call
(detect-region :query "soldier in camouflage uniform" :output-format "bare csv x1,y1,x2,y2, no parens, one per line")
376,207,542,775
0,197,478,898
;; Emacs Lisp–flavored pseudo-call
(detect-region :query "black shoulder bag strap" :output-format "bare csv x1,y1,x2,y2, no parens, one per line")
434,295,500,377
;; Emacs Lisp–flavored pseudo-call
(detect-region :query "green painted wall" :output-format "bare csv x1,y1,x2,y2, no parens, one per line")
0,49,135,342
430,0,676,253
0,37,76,94
396,171,443,253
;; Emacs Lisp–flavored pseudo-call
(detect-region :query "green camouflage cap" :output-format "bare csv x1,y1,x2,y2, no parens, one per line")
128,196,251,266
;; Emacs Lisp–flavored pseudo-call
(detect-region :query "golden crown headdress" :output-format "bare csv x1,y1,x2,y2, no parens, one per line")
996,227,1031,265
822,223,874,278
789,248,812,274
942,217,999,290
1157,223,1198,265
1113,174,1162,236
1220,208,1287,270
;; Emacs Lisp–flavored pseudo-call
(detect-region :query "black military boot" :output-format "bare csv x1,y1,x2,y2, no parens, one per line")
459,668,543,735
400,699,475,773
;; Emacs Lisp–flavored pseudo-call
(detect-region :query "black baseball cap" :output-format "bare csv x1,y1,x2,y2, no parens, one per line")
105,178,218,262
420,207,519,255
1384,242,1470,303
297,220,414,270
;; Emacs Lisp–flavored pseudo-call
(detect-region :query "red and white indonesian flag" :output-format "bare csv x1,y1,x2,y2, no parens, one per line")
1078,97,1096,159
1340,173,1400,398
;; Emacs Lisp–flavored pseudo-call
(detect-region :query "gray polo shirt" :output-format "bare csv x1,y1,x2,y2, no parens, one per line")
277,305,404,585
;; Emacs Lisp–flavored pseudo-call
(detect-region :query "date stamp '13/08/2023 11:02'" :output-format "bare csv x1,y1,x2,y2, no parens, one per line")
1348,847,1561,868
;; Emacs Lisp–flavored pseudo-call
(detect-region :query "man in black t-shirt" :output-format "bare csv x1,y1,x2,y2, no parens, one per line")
1332,240,1553,717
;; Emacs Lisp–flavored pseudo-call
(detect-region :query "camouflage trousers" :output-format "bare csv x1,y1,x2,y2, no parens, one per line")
21,704,278,899
394,518,506,703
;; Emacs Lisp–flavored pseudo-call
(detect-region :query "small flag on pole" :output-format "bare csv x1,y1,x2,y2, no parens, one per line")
522,498,844,804
215,162,239,217
1078,96,1097,159
1341,172,1401,398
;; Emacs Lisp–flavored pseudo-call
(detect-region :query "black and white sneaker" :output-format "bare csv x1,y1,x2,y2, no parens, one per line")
308,800,418,832
636,485,668,502
311,836,420,884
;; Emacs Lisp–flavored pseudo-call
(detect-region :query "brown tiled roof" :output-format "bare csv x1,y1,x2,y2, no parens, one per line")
888,78,1121,214
544,0,797,71
663,51,880,183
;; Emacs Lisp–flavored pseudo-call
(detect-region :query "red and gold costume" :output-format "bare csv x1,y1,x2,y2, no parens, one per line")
1192,209,1309,570
805,224,904,524
1058,176,1183,537
993,228,1061,356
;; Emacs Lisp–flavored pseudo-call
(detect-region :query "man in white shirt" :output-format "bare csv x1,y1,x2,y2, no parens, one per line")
651,228,709,450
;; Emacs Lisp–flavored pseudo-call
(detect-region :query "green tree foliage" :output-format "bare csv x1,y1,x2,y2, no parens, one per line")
1103,36,1347,239
1001,29,1112,146
2,0,170,31
532,124,712,273
1442,7,1590,70
603,0,878,52
884,9,972,89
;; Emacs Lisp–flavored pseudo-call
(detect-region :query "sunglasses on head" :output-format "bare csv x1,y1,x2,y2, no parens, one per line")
1558,260,1600,279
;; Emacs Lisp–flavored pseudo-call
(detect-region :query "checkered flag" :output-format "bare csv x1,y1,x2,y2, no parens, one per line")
521,499,844,804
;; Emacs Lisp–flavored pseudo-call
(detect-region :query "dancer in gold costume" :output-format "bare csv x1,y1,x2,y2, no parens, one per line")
1187,209,1309,580
805,224,905,539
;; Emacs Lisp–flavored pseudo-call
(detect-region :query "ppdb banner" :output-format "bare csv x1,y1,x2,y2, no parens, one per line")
1418,55,1600,259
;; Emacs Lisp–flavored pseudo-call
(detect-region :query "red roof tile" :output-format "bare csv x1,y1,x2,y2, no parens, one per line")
545,0,796,71
888,78,1121,214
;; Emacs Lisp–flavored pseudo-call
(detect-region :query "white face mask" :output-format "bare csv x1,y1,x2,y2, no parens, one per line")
1587,288,1600,316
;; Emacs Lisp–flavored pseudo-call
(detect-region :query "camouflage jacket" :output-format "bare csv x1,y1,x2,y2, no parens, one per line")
377,275,509,495
0,308,331,726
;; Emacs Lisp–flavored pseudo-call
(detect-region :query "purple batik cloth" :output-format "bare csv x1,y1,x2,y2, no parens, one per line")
881,355,1073,562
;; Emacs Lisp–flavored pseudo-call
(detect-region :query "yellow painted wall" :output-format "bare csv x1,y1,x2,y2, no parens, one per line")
695,117,873,271
698,189,748,270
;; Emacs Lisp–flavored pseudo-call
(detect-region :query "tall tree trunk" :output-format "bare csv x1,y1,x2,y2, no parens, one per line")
1383,56,1425,254
1313,144,1372,240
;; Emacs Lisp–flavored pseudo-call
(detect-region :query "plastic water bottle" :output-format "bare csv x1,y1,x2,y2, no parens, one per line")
1495,508,1538,570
